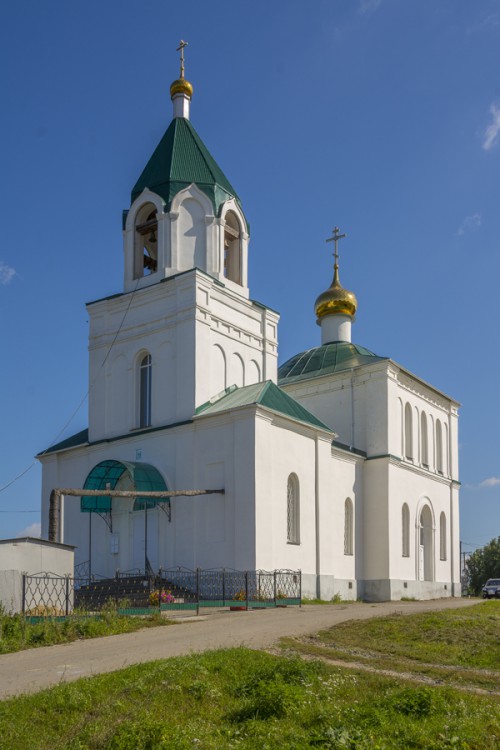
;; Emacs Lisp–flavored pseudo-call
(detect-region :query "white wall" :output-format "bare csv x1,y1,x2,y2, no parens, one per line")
40,411,259,577
280,362,389,454
87,269,279,442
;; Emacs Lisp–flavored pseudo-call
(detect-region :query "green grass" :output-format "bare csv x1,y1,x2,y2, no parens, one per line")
1,603,498,748
0,606,171,654
281,601,500,692
301,593,349,605
0,648,498,749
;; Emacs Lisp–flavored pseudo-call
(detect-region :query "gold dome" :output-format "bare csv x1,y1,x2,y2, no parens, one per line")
314,265,357,320
170,77,193,99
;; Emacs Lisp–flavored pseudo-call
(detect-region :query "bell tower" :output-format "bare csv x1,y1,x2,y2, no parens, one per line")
122,42,249,297
86,45,278,443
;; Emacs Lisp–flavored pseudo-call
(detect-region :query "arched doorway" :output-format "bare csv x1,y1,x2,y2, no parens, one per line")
418,504,434,582
81,460,168,576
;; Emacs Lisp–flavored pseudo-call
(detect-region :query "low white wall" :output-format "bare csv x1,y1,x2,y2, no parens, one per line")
0,570,22,614
0,538,74,577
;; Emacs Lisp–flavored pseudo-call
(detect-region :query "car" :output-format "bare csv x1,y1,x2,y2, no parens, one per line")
481,578,500,599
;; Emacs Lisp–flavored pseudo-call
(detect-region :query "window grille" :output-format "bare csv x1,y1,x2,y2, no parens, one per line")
402,503,410,557
287,475,300,544
344,498,353,555
140,354,152,427
440,512,447,560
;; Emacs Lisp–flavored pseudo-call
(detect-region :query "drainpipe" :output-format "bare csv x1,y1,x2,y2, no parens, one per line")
315,435,321,599
350,369,355,450
448,407,455,595
60,493,65,544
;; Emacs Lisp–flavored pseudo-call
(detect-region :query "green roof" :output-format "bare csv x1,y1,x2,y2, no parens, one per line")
39,428,89,456
131,117,243,218
278,341,387,385
195,381,332,432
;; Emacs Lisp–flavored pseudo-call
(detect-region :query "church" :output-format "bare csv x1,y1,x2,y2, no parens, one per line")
39,52,461,602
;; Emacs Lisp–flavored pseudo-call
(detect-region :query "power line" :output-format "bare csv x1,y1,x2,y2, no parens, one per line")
0,279,141,496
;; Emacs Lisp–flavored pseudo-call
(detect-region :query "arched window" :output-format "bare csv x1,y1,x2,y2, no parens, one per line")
344,498,353,556
436,419,443,474
421,412,428,467
134,204,158,278
398,398,404,456
287,474,300,544
402,503,410,557
223,211,241,284
139,354,152,428
418,504,434,582
444,423,449,476
440,512,447,560
405,403,413,460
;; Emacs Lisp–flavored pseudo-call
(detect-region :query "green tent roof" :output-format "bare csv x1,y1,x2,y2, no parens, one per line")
278,341,387,385
195,381,332,432
131,117,242,218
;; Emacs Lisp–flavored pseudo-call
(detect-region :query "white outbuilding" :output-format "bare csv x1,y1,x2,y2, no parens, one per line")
38,58,460,601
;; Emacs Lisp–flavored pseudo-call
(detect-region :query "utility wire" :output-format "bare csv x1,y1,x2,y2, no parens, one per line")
0,279,141,496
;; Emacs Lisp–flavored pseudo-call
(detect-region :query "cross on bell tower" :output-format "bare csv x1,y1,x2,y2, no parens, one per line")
170,40,193,120
177,39,188,78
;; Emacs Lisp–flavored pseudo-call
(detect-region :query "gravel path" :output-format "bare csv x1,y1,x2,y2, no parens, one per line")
0,597,479,700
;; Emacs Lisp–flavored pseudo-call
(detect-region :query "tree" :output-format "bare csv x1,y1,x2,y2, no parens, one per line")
465,536,500,596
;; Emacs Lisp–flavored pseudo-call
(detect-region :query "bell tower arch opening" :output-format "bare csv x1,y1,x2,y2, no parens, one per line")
223,211,242,284
134,203,158,278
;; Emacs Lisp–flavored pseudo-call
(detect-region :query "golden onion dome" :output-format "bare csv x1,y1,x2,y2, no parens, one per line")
170,77,193,99
314,265,357,320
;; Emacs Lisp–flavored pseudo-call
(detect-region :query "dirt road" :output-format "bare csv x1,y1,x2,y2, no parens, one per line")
0,598,478,700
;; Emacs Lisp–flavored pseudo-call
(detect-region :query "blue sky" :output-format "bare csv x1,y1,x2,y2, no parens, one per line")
0,0,499,554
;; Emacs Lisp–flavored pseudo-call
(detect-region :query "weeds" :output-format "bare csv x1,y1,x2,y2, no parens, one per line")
302,593,347,605
0,605,169,654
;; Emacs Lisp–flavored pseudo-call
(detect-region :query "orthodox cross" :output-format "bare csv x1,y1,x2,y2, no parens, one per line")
177,40,188,78
326,226,347,267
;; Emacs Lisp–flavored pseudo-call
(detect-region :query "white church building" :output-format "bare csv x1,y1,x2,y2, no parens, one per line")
39,57,460,602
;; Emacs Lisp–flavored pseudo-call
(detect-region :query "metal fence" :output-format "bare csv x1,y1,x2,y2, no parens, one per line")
22,572,74,616
22,568,301,617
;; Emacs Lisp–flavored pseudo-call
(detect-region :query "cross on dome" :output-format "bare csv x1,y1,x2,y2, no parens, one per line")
326,226,347,268
170,40,193,116
314,225,358,338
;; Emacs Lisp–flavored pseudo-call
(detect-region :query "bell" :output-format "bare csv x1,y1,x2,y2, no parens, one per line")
148,229,157,243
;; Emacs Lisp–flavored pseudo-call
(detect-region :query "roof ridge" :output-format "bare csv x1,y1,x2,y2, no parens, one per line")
166,118,180,180
184,119,240,199
182,119,217,184
257,380,273,402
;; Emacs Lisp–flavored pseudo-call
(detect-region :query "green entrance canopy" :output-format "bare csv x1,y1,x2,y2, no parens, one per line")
81,460,168,512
